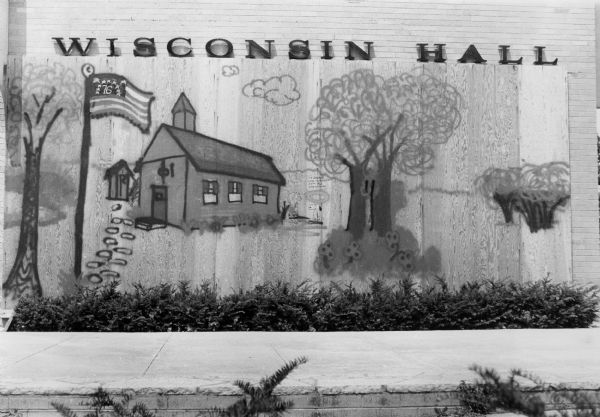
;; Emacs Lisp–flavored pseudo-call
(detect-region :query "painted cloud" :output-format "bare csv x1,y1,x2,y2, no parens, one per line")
222,65,240,77
242,75,301,106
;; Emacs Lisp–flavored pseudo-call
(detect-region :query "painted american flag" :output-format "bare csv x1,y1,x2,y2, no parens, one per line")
89,74,154,133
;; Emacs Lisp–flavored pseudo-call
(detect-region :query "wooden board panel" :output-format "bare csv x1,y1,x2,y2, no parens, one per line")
518,66,571,282
0,57,572,305
0,82,4,308
422,64,521,287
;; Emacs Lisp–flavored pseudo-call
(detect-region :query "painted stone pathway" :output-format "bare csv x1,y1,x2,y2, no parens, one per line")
83,204,137,285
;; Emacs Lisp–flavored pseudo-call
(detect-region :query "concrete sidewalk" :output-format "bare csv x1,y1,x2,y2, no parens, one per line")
1,329,600,395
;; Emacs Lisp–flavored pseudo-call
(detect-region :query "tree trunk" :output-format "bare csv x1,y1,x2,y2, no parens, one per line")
3,150,42,300
371,165,392,236
346,165,369,239
493,192,516,224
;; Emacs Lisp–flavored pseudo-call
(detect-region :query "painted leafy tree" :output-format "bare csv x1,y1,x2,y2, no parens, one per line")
474,162,570,233
305,69,462,238
3,63,82,301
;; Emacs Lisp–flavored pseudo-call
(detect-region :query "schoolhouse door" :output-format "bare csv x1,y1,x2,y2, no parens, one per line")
117,174,129,200
151,185,168,222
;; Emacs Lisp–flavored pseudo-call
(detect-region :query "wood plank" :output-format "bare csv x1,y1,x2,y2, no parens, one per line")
518,66,571,282
422,63,471,288
0,57,575,301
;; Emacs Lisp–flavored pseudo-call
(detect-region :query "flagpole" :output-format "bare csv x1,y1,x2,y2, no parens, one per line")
74,63,95,278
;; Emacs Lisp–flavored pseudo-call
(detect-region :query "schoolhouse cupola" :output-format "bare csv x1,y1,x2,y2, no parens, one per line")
171,92,196,131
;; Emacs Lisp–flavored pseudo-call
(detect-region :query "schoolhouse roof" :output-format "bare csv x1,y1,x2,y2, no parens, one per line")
104,159,134,180
171,93,197,115
148,124,286,185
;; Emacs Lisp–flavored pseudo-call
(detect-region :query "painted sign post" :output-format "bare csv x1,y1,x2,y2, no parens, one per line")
74,64,154,277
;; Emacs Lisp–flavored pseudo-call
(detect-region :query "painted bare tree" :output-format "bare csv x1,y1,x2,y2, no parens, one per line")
3,63,82,301
305,69,462,237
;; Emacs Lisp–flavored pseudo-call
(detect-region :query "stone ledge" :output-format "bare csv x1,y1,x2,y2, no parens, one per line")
2,382,600,396
0,310,14,332
1,331,599,417
2,388,598,410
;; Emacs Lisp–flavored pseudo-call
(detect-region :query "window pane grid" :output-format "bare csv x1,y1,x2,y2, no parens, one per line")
252,184,268,204
203,180,218,205
228,181,242,203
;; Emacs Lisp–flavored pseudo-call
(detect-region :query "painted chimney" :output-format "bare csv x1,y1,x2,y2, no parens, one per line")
171,92,196,131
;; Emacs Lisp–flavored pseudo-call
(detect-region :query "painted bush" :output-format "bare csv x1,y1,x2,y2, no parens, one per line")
475,162,570,233
316,227,441,277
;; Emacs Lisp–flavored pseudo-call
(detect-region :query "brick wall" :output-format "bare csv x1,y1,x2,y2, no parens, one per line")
6,0,600,284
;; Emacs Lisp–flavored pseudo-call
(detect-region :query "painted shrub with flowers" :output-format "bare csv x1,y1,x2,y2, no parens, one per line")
316,227,441,277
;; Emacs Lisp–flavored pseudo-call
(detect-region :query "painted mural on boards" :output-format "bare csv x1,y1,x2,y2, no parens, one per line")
134,93,286,230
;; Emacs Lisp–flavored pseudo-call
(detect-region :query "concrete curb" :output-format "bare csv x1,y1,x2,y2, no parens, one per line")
0,310,14,332
1,331,599,416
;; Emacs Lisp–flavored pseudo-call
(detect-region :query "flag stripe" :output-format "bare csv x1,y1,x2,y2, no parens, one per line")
90,103,150,123
91,106,149,124
92,95,148,114
91,99,149,119
126,86,153,102
90,105,150,130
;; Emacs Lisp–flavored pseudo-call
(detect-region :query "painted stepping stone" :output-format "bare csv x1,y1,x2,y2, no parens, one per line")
86,261,105,269
103,237,118,246
105,227,120,234
86,273,103,284
109,258,128,266
100,269,120,279
122,219,134,226
96,249,113,260
121,232,135,240
113,247,133,255
111,217,123,224
111,203,122,211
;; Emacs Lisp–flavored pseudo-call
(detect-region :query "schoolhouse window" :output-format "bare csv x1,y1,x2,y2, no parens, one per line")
252,184,268,204
228,181,242,202
203,180,218,204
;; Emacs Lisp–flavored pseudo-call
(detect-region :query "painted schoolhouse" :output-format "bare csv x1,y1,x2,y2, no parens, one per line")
135,93,286,230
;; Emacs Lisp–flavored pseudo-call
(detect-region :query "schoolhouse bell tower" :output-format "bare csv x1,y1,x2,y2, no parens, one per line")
171,92,196,132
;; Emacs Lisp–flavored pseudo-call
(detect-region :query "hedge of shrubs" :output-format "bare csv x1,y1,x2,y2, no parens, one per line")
10,278,599,331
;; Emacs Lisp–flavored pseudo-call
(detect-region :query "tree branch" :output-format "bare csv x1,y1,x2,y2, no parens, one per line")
338,130,361,165
22,112,34,152
361,135,375,146
36,87,57,126
363,133,386,171
334,154,354,168
390,132,410,158
37,108,63,152
392,114,404,132
388,115,401,154
378,125,388,162
21,136,33,155
362,134,383,166
388,115,408,160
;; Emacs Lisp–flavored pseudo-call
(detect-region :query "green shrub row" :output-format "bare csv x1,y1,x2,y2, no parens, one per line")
11,278,599,331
